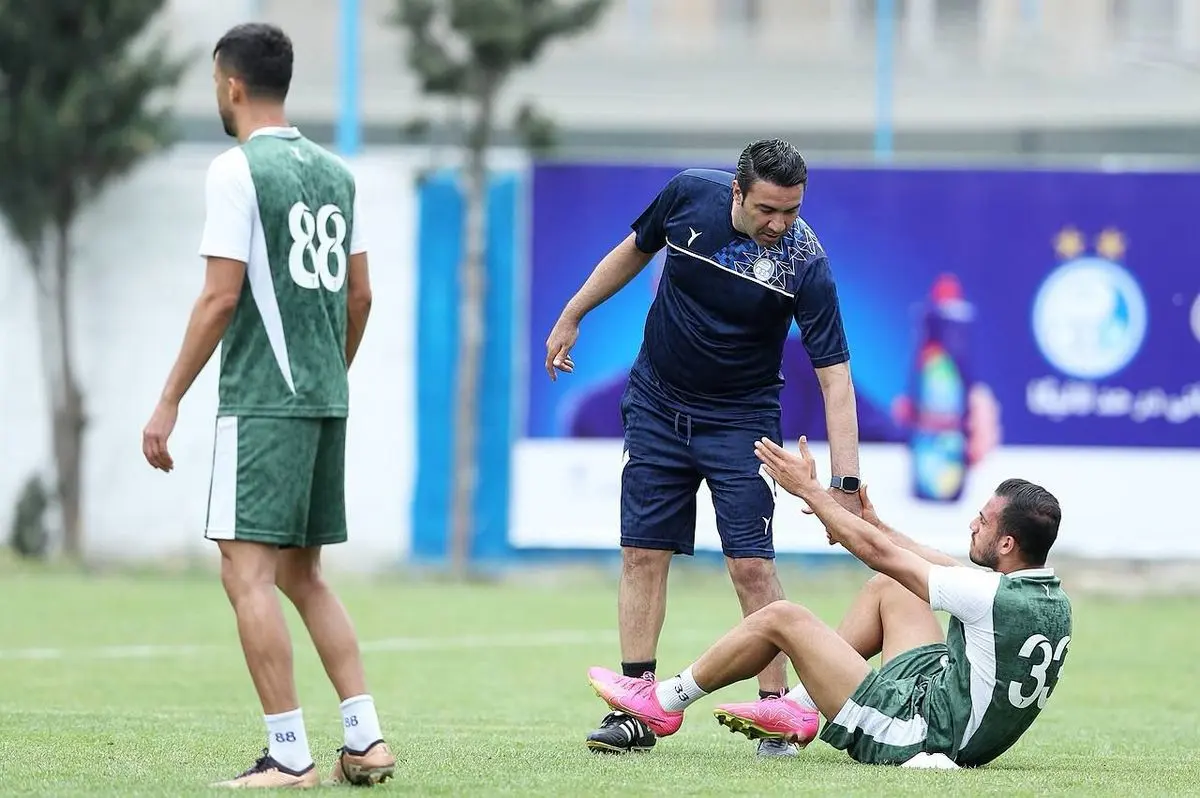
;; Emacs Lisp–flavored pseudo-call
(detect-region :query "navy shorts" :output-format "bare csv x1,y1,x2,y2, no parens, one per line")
619,381,779,559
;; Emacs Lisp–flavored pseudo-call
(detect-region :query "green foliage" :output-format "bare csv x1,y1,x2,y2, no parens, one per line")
8,473,52,560
391,1,607,576
396,0,608,87
391,0,608,150
0,0,189,256
0,0,188,560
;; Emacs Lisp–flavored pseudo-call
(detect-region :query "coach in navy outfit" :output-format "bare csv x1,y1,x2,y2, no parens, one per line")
545,140,863,757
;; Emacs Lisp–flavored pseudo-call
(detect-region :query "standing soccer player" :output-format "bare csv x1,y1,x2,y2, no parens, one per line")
545,140,864,757
141,24,395,789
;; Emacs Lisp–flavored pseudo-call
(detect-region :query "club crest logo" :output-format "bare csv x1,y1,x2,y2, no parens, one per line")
1031,227,1147,380
1191,293,1200,345
752,257,775,282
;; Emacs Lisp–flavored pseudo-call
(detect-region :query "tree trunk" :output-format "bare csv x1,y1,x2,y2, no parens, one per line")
34,221,86,560
448,77,497,578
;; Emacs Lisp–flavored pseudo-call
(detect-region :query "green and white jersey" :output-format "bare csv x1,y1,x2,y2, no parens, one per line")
199,126,365,417
925,565,1073,767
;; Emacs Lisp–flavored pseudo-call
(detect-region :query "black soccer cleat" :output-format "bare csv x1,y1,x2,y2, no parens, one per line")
585,711,657,754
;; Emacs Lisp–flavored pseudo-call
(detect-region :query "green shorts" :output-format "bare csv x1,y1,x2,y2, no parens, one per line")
204,416,347,548
819,642,950,765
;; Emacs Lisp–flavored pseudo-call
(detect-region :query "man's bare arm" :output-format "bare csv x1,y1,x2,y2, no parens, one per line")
545,233,656,378
815,362,859,475
560,233,656,324
858,483,961,567
875,518,962,568
345,252,372,368
806,489,934,602
159,258,245,404
815,361,862,513
756,436,939,600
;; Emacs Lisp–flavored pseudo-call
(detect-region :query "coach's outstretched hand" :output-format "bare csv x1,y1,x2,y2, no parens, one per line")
858,483,884,529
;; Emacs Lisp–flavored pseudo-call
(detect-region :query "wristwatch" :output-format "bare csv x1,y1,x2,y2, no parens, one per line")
830,475,861,493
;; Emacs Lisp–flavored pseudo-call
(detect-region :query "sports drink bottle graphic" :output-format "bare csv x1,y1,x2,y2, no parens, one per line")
909,274,974,503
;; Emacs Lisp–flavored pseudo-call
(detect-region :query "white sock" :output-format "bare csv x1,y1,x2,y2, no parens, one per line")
785,683,819,713
655,665,708,713
341,694,384,753
265,708,313,772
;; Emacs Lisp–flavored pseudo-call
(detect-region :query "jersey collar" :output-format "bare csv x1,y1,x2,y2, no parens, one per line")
1005,567,1056,580
247,126,301,141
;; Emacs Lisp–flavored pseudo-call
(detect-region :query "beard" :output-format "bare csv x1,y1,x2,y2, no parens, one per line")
970,543,1000,570
219,108,236,138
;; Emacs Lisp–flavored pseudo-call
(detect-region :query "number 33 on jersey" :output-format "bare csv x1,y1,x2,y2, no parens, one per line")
1009,632,1070,710
926,564,1071,766
198,126,366,418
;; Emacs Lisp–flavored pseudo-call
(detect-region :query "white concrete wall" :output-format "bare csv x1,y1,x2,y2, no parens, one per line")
0,144,418,571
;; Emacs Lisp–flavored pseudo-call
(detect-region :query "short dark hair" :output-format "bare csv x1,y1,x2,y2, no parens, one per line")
995,478,1061,566
214,23,293,101
735,139,808,193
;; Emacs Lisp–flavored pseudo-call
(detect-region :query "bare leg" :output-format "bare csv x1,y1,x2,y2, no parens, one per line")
690,600,872,721
834,575,887,660
275,546,367,701
830,574,945,664
218,540,296,714
725,556,789,694
874,575,945,663
276,545,392,783
618,546,673,664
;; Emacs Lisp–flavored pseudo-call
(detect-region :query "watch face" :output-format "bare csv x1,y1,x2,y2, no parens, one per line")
839,476,861,492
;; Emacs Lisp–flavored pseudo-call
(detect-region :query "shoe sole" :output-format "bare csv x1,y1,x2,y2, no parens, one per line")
587,676,679,737
586,676,661,753
713,709,812,748
210,778,319,789
587,677,634,721
585,739,654,754
339,762,395,786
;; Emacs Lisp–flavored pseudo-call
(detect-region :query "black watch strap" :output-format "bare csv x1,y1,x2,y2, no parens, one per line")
831,475,861,493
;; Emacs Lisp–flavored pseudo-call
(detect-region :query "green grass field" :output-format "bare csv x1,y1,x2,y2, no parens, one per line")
2,557,1198,796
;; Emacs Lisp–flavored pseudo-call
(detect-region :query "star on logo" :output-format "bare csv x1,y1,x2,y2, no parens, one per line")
1095,228,1126,261
1054,227,1085,260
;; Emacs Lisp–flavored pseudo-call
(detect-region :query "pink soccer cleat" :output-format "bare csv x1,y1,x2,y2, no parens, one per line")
712,695,820,748
586,667,683,736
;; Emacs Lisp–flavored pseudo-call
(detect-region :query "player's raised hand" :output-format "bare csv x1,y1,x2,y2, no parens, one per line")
142,400,178,472
754,436,821,499
544,316,578,381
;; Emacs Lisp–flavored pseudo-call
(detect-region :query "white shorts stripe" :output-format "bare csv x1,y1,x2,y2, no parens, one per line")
205,416,239,540
831,698,930,748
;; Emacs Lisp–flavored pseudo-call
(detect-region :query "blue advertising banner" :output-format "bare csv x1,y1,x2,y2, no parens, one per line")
524,164,1200,449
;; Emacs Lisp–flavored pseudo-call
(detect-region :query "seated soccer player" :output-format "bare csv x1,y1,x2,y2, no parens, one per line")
587,437,1071,768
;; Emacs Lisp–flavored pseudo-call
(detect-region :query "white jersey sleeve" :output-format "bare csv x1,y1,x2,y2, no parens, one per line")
927,565,1002,625
199,148,256,262
349,185,366,255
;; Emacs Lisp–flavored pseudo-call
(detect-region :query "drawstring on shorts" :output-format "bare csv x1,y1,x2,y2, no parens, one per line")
673,411,693,445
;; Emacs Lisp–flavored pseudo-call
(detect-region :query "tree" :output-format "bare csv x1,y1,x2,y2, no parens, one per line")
391,0,608,576
0,0,188,559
